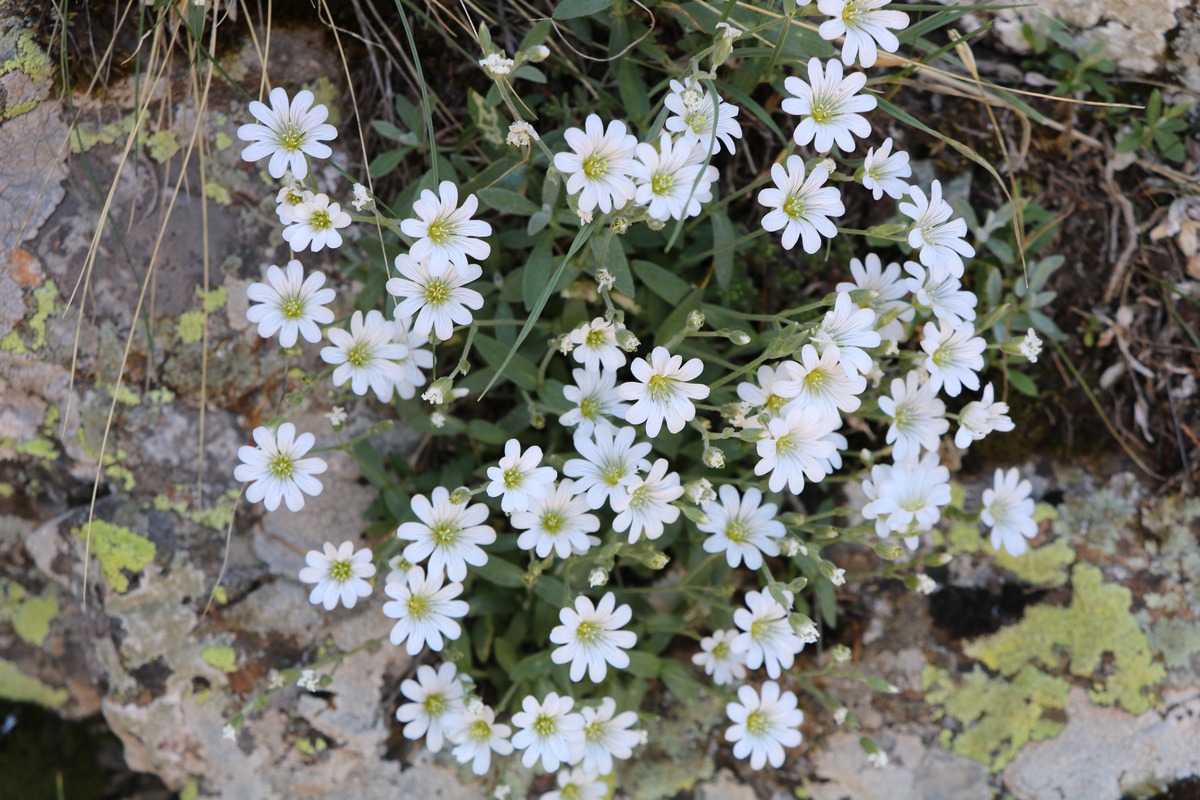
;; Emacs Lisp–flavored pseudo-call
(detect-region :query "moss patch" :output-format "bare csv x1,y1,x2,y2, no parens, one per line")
0,659,68,708
72,521,156,593
965,564,1164,714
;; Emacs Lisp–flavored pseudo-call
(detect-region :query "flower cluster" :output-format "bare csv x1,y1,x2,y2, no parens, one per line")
229,7,1049,787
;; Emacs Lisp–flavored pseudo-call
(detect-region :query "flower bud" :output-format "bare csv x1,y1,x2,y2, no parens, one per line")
449,487,472,505
616,329,640,352
726,329,751,345
525,44,550,62
687,310,705,330
588,568,608,587
702,447,725,469
831,644,852,664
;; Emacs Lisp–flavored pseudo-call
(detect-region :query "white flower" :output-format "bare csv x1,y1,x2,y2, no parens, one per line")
222,724,237,742
382,566,469,655
899,181,976,278
396,662,466,753
297,669,319,692
831,567,847,586
861,137,912,200
715,21,742,40
610,458,683,543
589,569,608,587
1019,328,1043,362
542,768,607,800
298,541,376,610
386,253,484,341
778,344,866,415
396,486,496,582
237,87,336,180
692,629,748,686
758,156,844,254
507,120,539,147
235,423,327,512
732,590,805,678
282,193,352,252
569,318,627,372
698,486,785,569
594,268,615,291
920,320,987,398
755,408,841,494
386,555,415,586
861,452,951,544
878,371,949,460
351,182,373,212
904,261,977,326
550,592,637,682
479,52,515,77
663,76,743,155
915,574,939,595
955,382,1014,448
818,0,910,68
812,291,882,378
835,253,913,342
245,260,336,348
868,750,890,769
321,309,411,402
579,697,640,775
983,467,1037,556
782,58,877,153
684,477,717,506
390,313,435,399
553,114,639,214
619,346,709,437
511,692,586,772
512,480,600,559
631,133,718,222
560,368,628,437
326,405,347,428
563,427,652,511
447,700,514,775
833,707,849,725
276,184,312,224
400,181,492,276
737,364,800,427
485,439,558,513
725,681,804,770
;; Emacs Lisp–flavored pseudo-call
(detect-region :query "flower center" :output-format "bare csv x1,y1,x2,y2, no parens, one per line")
285,189,305,205
810,96,836,124
725,519,752,544
407,593,431,619
431,521,460,546
765,393,787,414
775,433,795,456
842,0,865,25
502,466,524,489
533,713,557,737
309,209,332,231
746,709,770,735
651,171,674,196
712,639,730,659
541,510,565,534
750,618,769,640
424,692,446,717
584,720,604,741
470,719,492,741
601,461,626,487
346,343,372,368
782,193,807,220
280,295,306,320
645,374,673,401
628,484,651,510
561,786,581,800
685,111,710,134
585,328,607,348
427,217,454,244
805,368,828,390
582,154,608,179
575,620,601,644
423,279,450,306
277,125,305,152
579,395,601,420
329,560,354,582
932,346,953,367
268,452,296,479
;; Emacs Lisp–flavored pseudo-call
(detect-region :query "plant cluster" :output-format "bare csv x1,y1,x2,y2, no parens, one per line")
226,1,1048,792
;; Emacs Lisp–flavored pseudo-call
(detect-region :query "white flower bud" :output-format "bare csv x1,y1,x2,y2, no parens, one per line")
525,44,550,62
430,411,447,429
595,268,615,291
702,447,725,469
687,310,705,330
589,568,608,587
831,644,852,664
478,52,515,78
506,120,539,147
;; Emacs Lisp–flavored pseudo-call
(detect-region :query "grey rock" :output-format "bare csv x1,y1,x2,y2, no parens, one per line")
810,733,991,800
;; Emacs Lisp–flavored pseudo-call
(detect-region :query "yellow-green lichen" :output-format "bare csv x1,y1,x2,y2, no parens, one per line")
68,115,138,153
0,659,68,708
72,521,156,593
105,464,136,491
0,581,59,646
924,663,1068,771
204,182,232,205
199,285,227,313
214,131,233,151
296,736,328,756
146,388,175,404
0,331,27,354
965,564,1164,714
15,438,59,460
993,538,1075,588
41,405,60,435
180,779,199,800
202,646,238,673
1148,616,1200,670
4,279,60,352
0,33,54,84
146,130,180,162
177,311,206,344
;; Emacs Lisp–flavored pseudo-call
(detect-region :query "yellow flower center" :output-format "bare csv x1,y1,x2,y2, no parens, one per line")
782,193,807,220
765,393,787,414
750,618,768,640
582,154,608,179
628,484,651,510
686,111,710,134
541,511,565,534
584,720,604,741
407,593,430,619
277,125,305,151
725,520,752,543
712,639,731,658
746,709,770,735
533,713,557,736
575,620,601,643
775,433,795,456
427,218,454,244
651,172,674,196
268,452,295,479
424,692,446,716
329,560,353,582
561,786,581,800
932,346,952,367
602,462,625,487
585,328,607,348
646,374,673,401
309,209,332,231
469,719,492,741
431,521,460,546
503,466,523,489
423,279,450,306
805,368,828,390
346,343,371,368
280,295,306,320
579,396,601,420
810,98,835,124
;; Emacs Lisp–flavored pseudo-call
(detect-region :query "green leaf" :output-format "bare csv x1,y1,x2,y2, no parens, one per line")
712,213,736,289
509,650,554,682
478,187,539,216
368,149,405,179
625,651,662,679
553,0,613,19
474,557,527,588
523,237,557,311
632,259,691,304
618,58,651,123
466,418,513,445
473,333,540,391
1008,370,1038,397
482,222,597,396
602,237,635,296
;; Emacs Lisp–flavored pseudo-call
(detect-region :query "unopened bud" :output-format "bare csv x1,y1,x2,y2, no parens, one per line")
646,219,665,231
588,568,608,587
702,447,725,469
831,644,852,663
530,412,546,430
687,310,705,330
610,217,629,235
616,329,640,352
449,487,472,505
727,330,751,345
645,552,670,570
525,44,550,62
